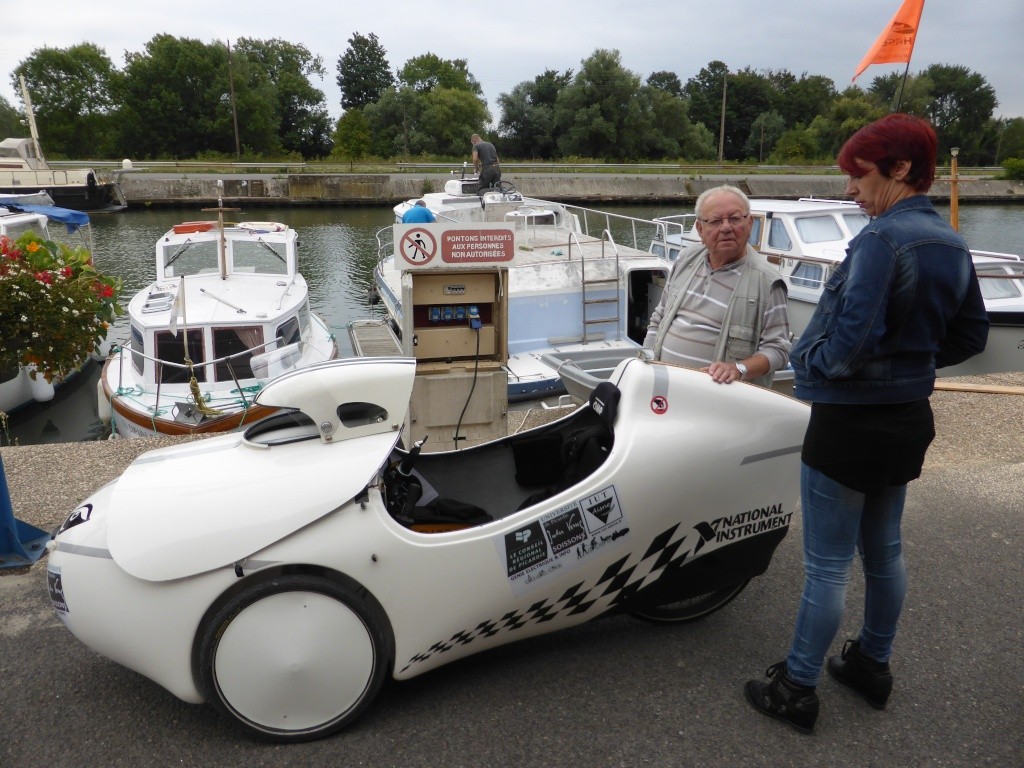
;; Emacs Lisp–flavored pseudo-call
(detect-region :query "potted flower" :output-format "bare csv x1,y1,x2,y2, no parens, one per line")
0,230,123,385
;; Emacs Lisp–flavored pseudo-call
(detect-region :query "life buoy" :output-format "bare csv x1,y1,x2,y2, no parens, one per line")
238,221,286,233
172,221,217,234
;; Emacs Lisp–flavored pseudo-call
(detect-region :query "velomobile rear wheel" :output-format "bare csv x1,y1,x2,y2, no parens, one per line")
198,574,391,742
630,580,749,624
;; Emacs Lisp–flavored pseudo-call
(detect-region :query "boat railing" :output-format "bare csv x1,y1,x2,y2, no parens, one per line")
553,201,688,254
110,336,321,416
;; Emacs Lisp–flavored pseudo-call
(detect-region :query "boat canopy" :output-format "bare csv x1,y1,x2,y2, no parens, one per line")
0,200,90,233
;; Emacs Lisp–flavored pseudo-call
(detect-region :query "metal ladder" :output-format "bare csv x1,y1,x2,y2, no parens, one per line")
573,229,622,343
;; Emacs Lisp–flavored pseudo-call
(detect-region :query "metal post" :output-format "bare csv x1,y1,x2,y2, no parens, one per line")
950,147,960,231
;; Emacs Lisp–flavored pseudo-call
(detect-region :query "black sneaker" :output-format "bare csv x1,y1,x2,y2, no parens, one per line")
827,639,893,710
745,661,820,734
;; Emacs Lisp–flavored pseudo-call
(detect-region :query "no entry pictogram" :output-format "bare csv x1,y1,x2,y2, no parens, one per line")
399,228,437,266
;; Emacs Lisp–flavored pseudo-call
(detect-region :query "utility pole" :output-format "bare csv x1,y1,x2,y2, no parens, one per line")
226,39,241,159
718,70,727,164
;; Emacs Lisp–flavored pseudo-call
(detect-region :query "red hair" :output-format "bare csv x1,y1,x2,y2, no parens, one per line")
837,113,937,192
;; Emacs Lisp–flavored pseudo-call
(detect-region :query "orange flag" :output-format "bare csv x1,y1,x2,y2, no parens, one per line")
852,0,926,81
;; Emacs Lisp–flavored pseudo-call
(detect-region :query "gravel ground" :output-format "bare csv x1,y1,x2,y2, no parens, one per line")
1,373,1021,540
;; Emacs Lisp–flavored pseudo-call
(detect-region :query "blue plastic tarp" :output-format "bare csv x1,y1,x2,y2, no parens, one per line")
0,199,90,233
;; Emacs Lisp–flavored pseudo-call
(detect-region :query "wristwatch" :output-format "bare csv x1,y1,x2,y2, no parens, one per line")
735,362,748,379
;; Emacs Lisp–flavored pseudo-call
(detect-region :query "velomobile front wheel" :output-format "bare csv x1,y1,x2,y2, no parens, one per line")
198,574,392,742
630,580,749,624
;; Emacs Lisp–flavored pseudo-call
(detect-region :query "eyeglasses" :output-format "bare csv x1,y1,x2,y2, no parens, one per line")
699,214,749,229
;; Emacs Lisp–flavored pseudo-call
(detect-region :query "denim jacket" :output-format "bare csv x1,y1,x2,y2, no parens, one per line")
792,195,989,404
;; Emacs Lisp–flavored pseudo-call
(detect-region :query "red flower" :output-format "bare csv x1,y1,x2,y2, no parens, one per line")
35,271,53,284
61,266,73,278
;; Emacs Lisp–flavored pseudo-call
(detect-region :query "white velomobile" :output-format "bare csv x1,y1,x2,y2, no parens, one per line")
47,356,808,742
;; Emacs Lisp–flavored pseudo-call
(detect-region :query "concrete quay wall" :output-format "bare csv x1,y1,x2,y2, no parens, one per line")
119,173,1024,207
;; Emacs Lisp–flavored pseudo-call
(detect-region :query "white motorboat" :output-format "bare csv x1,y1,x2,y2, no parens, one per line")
0,138,126,213
372,176,683,401
0,199,106,415
652,198,1024,377
101,206,339,437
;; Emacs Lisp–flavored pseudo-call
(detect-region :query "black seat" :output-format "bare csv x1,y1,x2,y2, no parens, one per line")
514,381,620,510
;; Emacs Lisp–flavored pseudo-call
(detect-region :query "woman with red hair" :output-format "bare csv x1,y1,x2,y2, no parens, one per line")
745,114,989,734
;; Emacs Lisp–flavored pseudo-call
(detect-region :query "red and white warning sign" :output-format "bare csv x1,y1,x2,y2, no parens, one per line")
395,224,514,270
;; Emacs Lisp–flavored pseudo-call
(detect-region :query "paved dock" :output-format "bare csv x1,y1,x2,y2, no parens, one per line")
0,378,1021,765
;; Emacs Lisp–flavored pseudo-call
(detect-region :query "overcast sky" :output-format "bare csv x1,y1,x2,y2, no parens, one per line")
3,0,1021,132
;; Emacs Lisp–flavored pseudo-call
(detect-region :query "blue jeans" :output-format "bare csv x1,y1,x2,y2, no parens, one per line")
785,462,908,687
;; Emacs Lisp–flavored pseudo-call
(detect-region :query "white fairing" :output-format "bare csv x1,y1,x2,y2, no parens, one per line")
48,356,809,720
106,358,416,581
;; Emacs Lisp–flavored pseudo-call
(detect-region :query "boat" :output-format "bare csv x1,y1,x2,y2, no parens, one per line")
100,203,340,438
0,199,106,415
370,175,683,401
0,138,127,213
651,198,1024,378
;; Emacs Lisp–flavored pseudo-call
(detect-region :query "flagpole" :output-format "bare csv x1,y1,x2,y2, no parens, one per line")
894,61,911,112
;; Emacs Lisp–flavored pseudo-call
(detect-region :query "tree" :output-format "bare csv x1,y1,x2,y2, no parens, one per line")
336,32,393,111
235,38,332,157
807,95,885,159
363,81,488,158
331,108,372,169
11,43,118,157
647,71,683,98
398,54,482,95
994,117,1024,164
683,60,730,140
497,69,572,159
0,96,21,138
553,50,644,159
921,64,997,163
774,73,837,128
120,35,242,158
743,111,787,162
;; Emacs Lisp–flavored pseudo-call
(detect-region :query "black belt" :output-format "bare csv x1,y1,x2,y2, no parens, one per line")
483,163,498,168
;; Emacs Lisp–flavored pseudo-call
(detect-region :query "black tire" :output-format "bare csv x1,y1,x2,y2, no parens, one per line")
630,580,749,624
198,574,392,742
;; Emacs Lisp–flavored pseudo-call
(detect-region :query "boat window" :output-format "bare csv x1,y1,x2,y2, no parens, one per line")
161,241,220,278
277,316,301,346
794,215,844,245
790,262,824,289
650,243,666,258
213,326,264,381
767,218,793,250
155,329,205,383
976,269,1023,300
843,213,870,236
1,221,47,240
337,402,389,427
130,324,145,375
669,247,680,261
748,216,764,248
231,238,288,275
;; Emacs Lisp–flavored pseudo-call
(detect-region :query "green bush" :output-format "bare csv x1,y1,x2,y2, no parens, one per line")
1001,158,1024,181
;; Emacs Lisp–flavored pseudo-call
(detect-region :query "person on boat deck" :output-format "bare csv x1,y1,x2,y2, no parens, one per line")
471,133,501,192
745,114,989,735
643,184,791,388
401,199,436,223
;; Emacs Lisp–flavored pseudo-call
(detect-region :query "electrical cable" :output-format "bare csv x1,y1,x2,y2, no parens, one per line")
452,322,481,450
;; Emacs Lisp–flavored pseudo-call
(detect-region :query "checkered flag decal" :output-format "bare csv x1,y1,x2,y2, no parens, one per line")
400,520,716,672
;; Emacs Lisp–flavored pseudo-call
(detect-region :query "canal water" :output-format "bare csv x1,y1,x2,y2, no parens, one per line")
5,202,1023,445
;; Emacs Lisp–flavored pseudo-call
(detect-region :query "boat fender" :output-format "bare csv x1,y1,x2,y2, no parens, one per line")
27,368,56,403
96,378,112,426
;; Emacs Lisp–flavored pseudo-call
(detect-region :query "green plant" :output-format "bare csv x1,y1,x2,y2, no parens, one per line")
0,231,123,383
1001,158,1024,181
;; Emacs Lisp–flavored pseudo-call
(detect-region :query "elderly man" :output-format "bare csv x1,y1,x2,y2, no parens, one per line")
644,185,791,387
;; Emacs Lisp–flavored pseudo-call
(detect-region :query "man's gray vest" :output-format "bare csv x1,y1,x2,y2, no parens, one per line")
652,244,785,387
